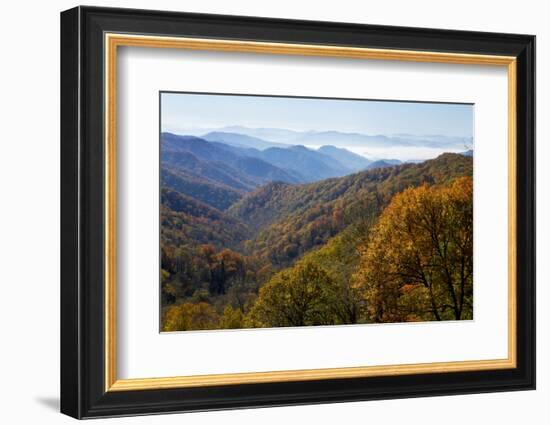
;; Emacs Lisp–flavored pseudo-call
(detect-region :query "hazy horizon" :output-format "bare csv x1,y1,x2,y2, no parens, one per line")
161,92,474,161
163,124,473,139
162,125,472,161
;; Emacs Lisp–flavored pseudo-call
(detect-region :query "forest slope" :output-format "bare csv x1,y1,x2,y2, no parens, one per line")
229,153,473,265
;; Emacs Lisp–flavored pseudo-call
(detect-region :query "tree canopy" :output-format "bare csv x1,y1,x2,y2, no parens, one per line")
352,176,473,322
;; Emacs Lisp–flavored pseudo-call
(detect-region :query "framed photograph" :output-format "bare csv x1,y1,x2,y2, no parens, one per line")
60,6,535,419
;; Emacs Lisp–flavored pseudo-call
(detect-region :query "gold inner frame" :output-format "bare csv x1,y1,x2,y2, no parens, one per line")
104,33,518,392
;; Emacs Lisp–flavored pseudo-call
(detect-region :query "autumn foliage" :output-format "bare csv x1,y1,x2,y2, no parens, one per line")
352,176,473,322
160,154,474,331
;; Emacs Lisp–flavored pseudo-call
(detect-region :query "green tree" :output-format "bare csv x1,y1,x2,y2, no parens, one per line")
246,260,336,327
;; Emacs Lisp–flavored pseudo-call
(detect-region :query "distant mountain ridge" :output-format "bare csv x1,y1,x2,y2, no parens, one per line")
202,131,287,150
167,130,417,172
198,131,367,179
161,133,302,188
169,125,472,150
318,145,372,171
366,160,399,170
161,132,384,188
160,132,473,232
257,145,349,181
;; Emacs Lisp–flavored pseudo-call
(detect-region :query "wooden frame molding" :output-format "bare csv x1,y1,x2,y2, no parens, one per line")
104,33,518,392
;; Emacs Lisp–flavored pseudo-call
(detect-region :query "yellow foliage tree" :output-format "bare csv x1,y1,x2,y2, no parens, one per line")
246,260,336,328
162,302,219,331
353,176,473,322
219,305,244,329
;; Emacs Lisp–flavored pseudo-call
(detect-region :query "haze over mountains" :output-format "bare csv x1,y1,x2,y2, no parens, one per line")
161,132,382,190
173,126,473,155
161,130,474,209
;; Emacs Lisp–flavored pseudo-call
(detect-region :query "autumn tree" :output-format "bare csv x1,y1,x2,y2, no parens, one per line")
246,260,336,327
209,249,245,295
160,269,177,304
291,227,372,325
353,177,473,322
162,302,219,331
219,305,244,329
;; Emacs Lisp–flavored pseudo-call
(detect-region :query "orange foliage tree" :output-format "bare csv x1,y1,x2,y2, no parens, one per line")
352,177,473,322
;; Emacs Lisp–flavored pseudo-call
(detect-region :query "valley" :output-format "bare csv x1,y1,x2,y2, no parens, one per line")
160,131,474,331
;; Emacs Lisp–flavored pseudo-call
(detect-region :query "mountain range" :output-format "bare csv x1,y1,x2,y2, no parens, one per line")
173,126,472,150
160,132,474,214
161,132,404,196
160,130,474,258
161,147,473,267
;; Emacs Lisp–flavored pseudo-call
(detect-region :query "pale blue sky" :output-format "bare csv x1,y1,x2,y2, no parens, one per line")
161,92,473,138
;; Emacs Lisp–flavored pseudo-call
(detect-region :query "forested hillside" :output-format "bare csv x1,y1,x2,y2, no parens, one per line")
229,153,473,266
160,134,474,331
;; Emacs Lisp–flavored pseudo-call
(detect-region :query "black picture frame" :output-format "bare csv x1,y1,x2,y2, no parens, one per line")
61,5,536,419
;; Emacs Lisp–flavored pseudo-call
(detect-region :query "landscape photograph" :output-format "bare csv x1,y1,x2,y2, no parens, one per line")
159,92,474,332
